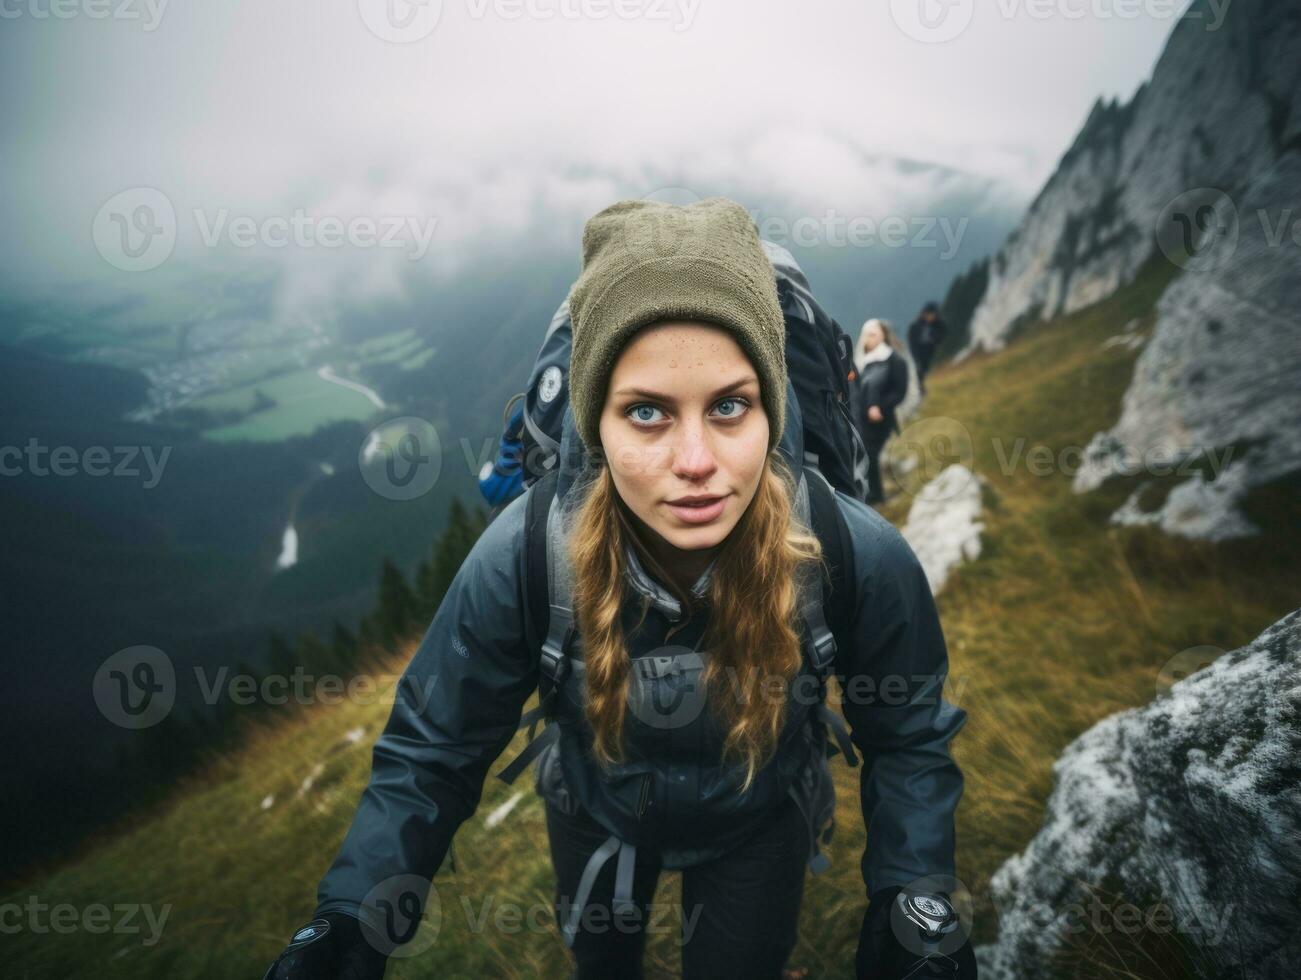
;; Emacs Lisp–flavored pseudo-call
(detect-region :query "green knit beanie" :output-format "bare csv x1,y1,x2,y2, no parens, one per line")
567,196,787,454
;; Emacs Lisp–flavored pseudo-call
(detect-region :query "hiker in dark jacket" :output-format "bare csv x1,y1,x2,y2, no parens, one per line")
854,318,909,505
265,198,974,980
907,302,946,394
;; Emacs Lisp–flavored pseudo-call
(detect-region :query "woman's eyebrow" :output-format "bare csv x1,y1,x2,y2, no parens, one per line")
614,375,758,403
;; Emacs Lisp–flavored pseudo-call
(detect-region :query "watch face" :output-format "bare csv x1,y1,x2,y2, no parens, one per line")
912,895,952,920
890,877,970,958
899,892,957,937
288,918,331,948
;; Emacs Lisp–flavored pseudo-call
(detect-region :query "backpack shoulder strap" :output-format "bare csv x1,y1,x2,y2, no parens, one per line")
803,466,855,661
497,469,573,785
803,467,860,768
523,468,557,661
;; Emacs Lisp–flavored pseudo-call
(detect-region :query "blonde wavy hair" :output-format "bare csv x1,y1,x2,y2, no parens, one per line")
565,448,826,793
858,317,903,355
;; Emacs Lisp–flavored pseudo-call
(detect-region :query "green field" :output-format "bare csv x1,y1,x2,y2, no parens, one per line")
198,367,382,443
6,261,1298,978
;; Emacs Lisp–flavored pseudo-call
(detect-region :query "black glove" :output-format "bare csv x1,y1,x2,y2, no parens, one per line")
855,886,977,980
263,912,389,980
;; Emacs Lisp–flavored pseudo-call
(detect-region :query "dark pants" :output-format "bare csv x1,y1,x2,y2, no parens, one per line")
545,794,810,979
910,341,936,391
863,422,892,503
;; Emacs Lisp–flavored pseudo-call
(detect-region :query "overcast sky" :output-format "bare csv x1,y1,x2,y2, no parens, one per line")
1,0,1192,297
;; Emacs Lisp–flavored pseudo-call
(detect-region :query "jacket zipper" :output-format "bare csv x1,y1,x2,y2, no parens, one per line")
636,773,652,817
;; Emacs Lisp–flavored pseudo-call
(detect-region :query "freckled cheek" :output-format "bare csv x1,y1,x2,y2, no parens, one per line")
718,440,766,491
605,445,667,514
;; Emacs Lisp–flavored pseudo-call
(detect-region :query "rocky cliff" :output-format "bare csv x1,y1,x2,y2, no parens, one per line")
959,0,1301,538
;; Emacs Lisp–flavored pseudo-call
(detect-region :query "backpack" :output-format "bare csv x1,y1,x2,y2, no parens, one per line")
495,433,862,879
487,240,869,506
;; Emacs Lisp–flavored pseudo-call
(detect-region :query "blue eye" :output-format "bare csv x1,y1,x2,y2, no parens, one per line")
712,397,750,420
625,398,751,428
627,404,666,425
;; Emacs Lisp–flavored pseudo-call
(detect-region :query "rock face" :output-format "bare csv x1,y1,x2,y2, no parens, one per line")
960,0,1301,537
964,0,1299,354
1071,151,1301,537
900,464,984,595
976,610,1301,980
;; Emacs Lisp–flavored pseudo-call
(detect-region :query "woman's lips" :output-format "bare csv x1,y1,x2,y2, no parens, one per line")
665,494,729,524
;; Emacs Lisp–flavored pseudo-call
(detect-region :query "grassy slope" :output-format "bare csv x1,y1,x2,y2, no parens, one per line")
880,258,1301,966
7,260,1300,979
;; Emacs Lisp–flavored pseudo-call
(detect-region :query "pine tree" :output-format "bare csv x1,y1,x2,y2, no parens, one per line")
330,619,358,673
376,557,417,651
423,496,489,615
266,629,297,679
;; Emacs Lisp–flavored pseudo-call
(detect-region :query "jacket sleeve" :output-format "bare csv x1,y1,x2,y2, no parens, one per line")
880,355,909,413
313,489,538,924
831,491,967,900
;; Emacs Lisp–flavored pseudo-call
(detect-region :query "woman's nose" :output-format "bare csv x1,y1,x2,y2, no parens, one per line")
670,421,719,478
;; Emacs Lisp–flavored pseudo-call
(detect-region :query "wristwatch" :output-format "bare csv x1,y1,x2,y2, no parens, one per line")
894,890,960,954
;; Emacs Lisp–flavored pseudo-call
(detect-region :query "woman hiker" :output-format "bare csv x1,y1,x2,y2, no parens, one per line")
853,318,910,505
264,198,975,980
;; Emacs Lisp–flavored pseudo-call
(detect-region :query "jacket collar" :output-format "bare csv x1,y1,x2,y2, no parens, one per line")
622,540,717,622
